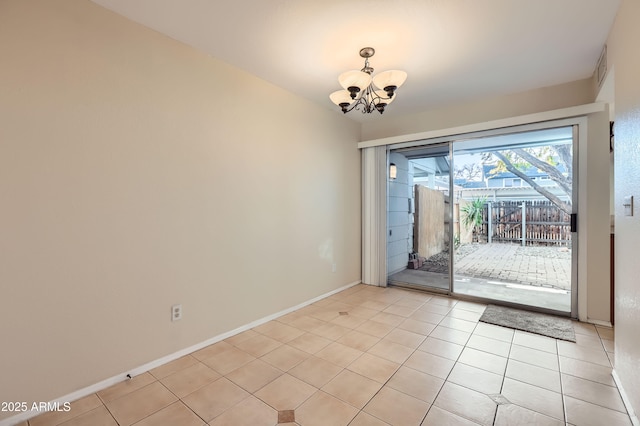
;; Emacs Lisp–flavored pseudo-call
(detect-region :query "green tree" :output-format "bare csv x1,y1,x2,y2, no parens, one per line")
483,145,572,215
461,196,486,229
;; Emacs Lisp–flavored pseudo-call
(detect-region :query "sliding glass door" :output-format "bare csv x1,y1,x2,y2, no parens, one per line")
386,144,451,292
387,126,576,316
451,127,575,314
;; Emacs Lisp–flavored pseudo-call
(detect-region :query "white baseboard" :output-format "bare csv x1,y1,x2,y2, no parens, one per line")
586,318,613,327
612,369,639,426
0,280,361,426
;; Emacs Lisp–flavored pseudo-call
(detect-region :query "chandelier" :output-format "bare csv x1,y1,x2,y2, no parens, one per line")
330,47,407,114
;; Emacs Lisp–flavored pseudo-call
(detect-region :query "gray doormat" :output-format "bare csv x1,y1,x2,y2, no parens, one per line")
479,304,576,342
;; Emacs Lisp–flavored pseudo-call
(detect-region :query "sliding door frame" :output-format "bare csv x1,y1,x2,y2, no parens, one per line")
385,122,578,317
361,103,610,322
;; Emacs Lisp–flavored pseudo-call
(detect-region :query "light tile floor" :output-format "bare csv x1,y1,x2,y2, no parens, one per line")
26,284,631,426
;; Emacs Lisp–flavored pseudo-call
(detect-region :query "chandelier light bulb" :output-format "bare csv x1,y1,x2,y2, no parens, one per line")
338,70,372,99
329,90,356,112
373,70,408,98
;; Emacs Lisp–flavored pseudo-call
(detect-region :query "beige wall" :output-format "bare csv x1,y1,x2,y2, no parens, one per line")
0,0,361,415
361,78,593,140
606,0,640,418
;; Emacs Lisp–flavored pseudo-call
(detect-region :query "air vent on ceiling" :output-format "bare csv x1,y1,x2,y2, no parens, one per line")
596,45,607,88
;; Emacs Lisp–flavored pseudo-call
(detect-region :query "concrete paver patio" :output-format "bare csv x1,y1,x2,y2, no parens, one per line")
454,243,571,290
388,243,573,312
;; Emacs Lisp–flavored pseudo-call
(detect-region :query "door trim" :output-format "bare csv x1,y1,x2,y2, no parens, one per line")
358,102,606,149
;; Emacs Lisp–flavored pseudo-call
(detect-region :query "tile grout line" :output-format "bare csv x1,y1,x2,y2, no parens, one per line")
213,298,616,425
558,338,569,425
399,298,452,426
347,295,435,426
491,328,515,426
259,294,397,426
23,286,632,426
345,294,448,425
415,299,477,426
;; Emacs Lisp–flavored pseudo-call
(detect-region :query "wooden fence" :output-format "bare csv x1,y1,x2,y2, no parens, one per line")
414,185,447,259
477,200,571,246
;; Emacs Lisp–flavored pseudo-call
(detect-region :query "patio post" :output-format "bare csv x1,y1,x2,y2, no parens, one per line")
521,201,526,246
487,201,492,244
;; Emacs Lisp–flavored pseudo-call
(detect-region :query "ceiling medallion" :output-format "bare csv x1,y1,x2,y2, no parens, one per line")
330,47,407,114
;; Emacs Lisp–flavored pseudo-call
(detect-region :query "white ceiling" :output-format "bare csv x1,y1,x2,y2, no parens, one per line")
90,0,620,123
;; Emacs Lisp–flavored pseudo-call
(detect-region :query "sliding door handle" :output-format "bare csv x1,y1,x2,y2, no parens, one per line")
570,213,577,233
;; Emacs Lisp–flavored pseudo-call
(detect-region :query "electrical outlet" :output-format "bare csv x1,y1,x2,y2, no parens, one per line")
171,304,182,322
332,263,337,273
